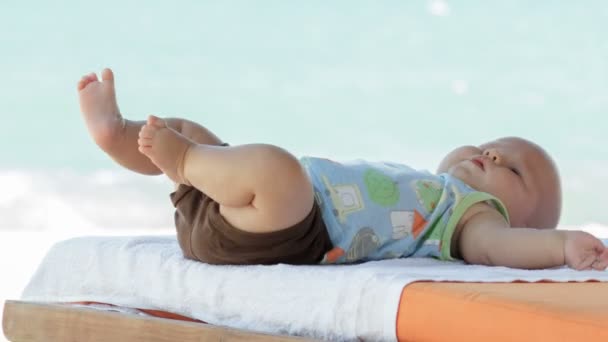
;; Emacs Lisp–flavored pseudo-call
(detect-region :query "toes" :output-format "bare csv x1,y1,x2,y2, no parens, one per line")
77,75,91,90
138,145,151,154
147,115,167,128
139,126,156,139
146,115,157,125
87,72,99,82
138,137,152,148
77,78,87,91
137,126,155,147
77,72,99,91
101,68,114,84
139,125,157,139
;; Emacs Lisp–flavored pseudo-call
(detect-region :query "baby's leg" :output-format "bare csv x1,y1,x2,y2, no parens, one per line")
77,68,223,175
138,116,314,234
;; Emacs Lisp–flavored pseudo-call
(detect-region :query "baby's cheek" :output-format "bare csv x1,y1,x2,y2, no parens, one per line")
471,177,502,198
438,146,480,173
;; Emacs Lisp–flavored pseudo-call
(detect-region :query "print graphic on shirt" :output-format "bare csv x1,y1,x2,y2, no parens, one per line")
321,175,365,223
390,210,427,240
346,227,381,262
422,219,445,249
322,247,346,264
446,184,465,218
312,186,324,206
411,179,442,213
382,251,401,259
363,169,399,206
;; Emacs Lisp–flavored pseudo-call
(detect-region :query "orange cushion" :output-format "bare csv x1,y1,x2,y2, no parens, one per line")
397,281,608,342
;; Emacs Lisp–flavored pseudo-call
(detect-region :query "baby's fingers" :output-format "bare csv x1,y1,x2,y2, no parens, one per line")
591,248,608,271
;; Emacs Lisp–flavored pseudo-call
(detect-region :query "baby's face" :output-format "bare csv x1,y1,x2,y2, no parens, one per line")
437,137,561,228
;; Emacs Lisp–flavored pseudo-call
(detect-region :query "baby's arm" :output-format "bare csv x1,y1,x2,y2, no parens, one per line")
453,204,608,270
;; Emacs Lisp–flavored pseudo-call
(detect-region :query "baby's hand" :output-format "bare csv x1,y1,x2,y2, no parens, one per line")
563,231,608,271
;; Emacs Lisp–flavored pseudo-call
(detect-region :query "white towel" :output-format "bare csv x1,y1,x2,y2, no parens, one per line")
22,236,608,342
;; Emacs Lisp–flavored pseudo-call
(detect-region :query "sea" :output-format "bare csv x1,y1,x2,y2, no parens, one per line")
1,1,607,339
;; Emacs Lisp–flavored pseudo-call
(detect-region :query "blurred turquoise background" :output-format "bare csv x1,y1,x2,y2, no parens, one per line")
1,1,607,228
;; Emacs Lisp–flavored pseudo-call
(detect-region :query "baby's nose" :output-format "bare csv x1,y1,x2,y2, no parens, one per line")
483,148,502,164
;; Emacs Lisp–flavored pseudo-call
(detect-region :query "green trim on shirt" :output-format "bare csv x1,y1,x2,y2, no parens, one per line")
439,192,510,261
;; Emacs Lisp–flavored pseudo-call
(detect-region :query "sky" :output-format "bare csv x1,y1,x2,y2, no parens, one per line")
1,1,607,226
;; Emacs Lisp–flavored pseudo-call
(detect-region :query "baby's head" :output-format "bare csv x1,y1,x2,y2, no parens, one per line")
437,137,561,229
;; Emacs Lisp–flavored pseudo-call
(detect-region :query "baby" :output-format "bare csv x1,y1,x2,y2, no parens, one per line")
78,68,608,271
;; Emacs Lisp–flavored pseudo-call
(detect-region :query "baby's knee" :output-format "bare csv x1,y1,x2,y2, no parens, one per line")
258,145,307,180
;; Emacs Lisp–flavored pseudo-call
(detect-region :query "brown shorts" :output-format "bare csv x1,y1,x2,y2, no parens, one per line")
170,182,332,266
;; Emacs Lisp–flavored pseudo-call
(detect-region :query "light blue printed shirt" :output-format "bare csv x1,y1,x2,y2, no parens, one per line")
300,157,510,264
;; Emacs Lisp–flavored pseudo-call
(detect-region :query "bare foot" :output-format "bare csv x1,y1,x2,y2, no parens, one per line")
77,68,125,151
138,115,194,185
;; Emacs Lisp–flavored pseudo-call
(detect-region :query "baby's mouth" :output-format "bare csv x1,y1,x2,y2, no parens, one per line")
471,158,485,171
